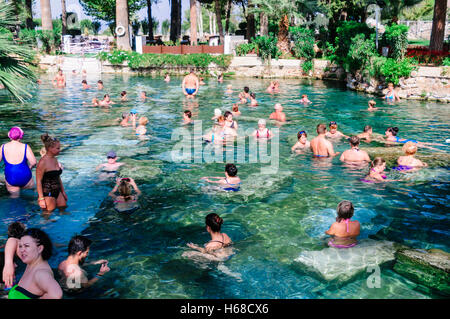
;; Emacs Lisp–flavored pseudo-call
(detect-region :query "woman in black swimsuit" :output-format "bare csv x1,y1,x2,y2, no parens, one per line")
36,134,67,215
187,213,232,254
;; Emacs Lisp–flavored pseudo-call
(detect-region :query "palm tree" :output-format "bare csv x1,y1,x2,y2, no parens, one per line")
61,0,67,35
25,0,34,29
116,0,132,50
162,19,170,36
214,0,224,43
190,0,197,44
0,2,36,102
147,0,154,40
170,0,180,42
40,0,53,31
429,0,447,51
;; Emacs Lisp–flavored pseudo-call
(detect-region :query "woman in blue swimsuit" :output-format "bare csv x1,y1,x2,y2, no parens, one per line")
0,127,37,196
384,127,445,150
384,82,400,102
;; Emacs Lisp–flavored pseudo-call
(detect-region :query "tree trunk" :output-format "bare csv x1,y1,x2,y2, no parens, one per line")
61,0,67,35
178,0,182,38
225,0,232,34
260,13,268,36
116,0,131,51
170,0,178,42
277,14,290,54
25,0,34,29
147,0,154,40
197,2,203,40
430,0,447,51
40,0,53,31
190,0,197,44
246,0,255,41
214,0,224,43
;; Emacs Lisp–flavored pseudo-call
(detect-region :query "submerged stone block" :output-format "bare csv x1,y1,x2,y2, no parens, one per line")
393,248,450,296
294,239,397,282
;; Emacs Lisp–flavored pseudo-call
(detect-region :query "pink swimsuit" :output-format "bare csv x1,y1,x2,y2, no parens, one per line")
328,219,357,248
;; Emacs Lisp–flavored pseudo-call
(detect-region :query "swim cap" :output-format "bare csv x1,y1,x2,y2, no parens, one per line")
258,119,266,125
8,127,24,140
107,151,117,158
130,109,137,114
214,109,222,116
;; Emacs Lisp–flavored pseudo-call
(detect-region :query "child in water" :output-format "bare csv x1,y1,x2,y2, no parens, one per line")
135,116,149,135
361,157,394,183
225,85,233,94
300,94,311,104
201,163,241,192
325,200,360,248
120,91,128,102
231,104,241,116
183,110,193,125
96,151,124,173
367,100,378,111
291,130,310,152
249,93,258,106
326,121,349,139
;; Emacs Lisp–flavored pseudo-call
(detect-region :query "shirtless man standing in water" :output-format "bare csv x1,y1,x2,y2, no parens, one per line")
182,68,199,99
52,69,66,88
310,123,340,157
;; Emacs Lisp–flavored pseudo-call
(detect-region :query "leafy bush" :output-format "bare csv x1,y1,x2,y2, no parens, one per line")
36,30,61,54
302,60,313,74
97,50,233,69
235,42,256,56
289,26,315,60
382,24,409,60
348,33,377,74
379,58,415,85
335,21,374,66
252,34,281,63
18,28,37,46
443,57,450,66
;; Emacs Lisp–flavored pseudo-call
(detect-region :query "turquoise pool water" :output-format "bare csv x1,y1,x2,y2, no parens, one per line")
0,73,448,299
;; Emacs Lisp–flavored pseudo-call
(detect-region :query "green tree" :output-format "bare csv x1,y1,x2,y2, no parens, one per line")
0,2,36,102
79,0,145,26
92,21,101,35
80,19,93,34
251,0,315,54
161,19,170,35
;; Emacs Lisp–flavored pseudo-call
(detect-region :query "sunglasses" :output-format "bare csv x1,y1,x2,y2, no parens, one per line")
297,130,306,136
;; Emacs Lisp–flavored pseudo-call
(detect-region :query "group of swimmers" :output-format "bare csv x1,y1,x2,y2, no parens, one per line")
1,70,446,298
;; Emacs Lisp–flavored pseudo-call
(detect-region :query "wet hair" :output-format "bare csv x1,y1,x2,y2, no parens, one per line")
141,91,147,95
217,115,225,123
403,141,417,155
336,200,354,222
118,179,132,201
368,100,376,107
370,157,386,173
302,94,307,98
190,68,195,73
386,127,399,136
81,80,87,84
225,163,238,177
297,130,307,139
103,94,109,99
97,80,103,84
205,213,223,233
232,104,239,112
316,124,327,134
184,110,192,118
121,91,127,96
243,86,249,93
20,228,53,261
250,92,256,99
41,133,59,151
349,136,360,147
223,111,232,119
363,125,372,132
122,112,129,119
139,116,149,125
68,235,92,256
388,82,394,87
8,222,26,239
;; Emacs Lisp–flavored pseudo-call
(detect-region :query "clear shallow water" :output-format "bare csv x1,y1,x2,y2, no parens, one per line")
0,73,449,299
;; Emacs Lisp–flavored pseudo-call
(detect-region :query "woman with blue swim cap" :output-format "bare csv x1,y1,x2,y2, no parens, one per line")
0,127,37,196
